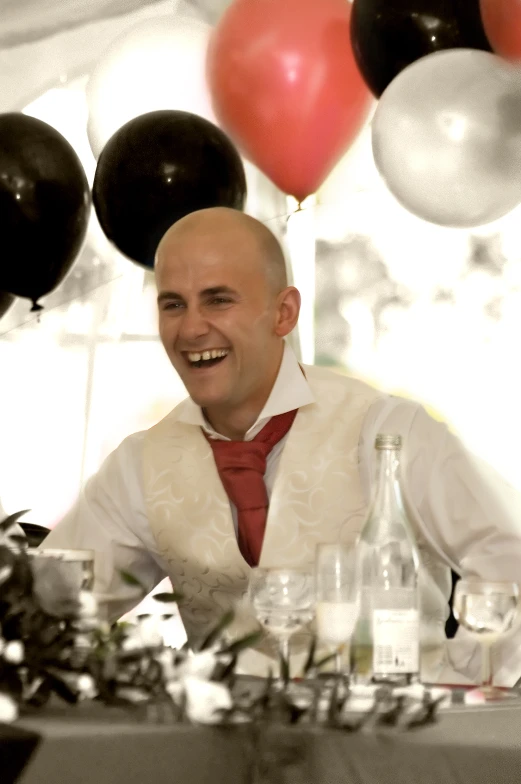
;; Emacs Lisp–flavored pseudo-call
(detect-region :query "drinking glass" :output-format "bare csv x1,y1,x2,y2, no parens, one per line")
28,548,95,616
248,568,314,676
315,543,359,673
453,579,519,701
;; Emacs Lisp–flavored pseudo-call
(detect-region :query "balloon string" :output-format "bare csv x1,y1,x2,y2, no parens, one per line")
0,272,127,338
285,202,305,225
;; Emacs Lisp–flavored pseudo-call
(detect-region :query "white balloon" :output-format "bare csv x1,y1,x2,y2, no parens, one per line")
86,13,288,222
372,49,521,228
86,15,215,159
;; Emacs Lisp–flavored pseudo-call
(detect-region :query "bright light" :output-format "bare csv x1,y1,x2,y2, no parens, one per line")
285,200,317,364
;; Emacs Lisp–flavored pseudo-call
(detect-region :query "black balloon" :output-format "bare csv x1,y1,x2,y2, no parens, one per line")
0,113,91,311
92,110,247,268
350,0,492,97
0,290,15,321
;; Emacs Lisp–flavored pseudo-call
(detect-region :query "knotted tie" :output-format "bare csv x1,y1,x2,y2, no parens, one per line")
204,408,298,566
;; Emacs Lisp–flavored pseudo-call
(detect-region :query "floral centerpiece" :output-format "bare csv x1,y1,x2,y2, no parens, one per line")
0,512,449,730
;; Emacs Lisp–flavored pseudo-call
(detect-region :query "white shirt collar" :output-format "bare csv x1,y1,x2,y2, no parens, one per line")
176,342,315,441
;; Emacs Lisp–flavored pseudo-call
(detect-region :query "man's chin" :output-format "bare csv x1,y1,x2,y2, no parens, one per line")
186,388,228,409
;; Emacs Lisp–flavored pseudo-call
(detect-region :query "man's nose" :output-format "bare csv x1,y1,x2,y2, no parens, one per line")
178,306,209,341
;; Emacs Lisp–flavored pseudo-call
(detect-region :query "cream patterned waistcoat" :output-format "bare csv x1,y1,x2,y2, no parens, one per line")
143,364,450,677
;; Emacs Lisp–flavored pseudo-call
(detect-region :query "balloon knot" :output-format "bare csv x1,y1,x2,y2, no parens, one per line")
30,301,44,313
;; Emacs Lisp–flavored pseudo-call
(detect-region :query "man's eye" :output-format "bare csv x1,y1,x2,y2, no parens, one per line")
163,302,183,310
210,297,232,305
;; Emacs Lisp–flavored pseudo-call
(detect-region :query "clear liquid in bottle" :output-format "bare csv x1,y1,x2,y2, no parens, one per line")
351,434,421,686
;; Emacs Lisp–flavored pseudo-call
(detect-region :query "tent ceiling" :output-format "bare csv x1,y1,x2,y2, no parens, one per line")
0,0,230,48
0,0,231,111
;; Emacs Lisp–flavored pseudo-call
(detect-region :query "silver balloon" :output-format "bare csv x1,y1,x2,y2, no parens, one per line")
372,49,521,227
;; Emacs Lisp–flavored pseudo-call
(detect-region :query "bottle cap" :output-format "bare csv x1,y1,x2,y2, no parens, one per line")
375,433,402,449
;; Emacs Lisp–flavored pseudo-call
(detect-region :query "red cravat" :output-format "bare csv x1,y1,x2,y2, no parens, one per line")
204,409,298,567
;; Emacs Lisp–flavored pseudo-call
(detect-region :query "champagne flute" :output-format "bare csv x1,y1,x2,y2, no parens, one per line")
315,543,359,675
248,568,314,679
453,579,519,701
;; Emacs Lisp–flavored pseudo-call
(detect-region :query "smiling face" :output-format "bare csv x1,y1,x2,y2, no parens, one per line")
155,208,300,437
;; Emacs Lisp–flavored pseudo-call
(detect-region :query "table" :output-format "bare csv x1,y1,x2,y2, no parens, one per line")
11,694,521,784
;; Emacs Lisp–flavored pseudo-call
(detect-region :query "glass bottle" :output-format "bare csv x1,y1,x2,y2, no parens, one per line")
351,434,421,685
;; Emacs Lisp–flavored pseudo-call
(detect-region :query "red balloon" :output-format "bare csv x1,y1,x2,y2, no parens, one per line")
207,0,371,202
480,0,521,60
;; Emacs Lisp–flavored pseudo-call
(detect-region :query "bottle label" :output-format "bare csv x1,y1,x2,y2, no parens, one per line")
372,609,419,673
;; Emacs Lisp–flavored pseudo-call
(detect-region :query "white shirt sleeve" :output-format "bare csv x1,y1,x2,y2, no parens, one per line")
43,431,167,621
363,396,521,686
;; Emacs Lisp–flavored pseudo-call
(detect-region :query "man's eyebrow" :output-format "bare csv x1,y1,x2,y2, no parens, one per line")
157,290,182,304
157,286,238,304
200,286,238,297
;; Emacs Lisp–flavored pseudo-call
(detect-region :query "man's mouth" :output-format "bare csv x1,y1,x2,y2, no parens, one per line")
184,348,229,369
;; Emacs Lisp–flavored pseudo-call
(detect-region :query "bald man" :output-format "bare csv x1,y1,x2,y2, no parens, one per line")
46,207,521,685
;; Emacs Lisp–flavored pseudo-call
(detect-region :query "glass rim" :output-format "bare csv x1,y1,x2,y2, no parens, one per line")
249,566,312,575
456,579,519,592
28,548,94,561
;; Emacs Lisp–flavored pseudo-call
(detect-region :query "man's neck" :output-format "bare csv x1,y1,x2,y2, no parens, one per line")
204,349,284,440
204,406,261,441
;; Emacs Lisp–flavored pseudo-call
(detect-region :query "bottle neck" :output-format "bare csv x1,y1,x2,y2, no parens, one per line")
373,446,403,515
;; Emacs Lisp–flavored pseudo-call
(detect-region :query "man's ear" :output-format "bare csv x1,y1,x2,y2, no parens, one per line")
274,286,301,337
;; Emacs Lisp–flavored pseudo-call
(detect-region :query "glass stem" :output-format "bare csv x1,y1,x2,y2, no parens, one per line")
279,637,290,683
481,641,493,689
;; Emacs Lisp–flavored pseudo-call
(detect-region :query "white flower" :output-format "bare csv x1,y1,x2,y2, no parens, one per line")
117,687,149,704
77,590,98,619
393,683,426,701
77,674,98,700
165,680,185,703
156,649,179,682
3,640,24,664
74,633,93,650
0,693,18,723
121,616,163,651
345,684,378,714
183,676,232,724
178,649,217,681
76,617,99,633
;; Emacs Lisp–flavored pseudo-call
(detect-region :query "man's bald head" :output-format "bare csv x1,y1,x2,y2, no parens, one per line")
154,206,300,434
155,207,288,295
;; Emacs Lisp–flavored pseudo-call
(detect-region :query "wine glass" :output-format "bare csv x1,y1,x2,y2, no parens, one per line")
453,579,519,701
315,543,359,675
28,548,94,589
28,548,95,617
248,568,314,679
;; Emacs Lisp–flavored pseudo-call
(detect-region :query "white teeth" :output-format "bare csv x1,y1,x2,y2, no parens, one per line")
187,349,229,364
